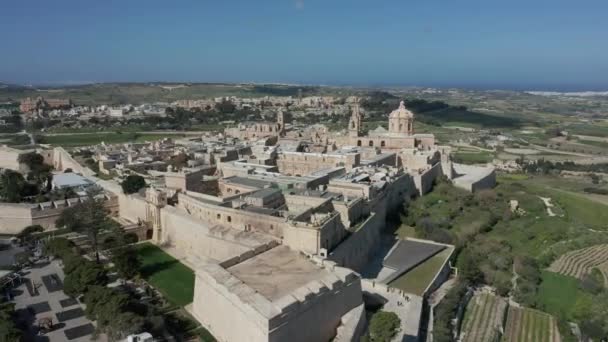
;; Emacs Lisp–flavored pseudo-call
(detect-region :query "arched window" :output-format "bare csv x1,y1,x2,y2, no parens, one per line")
235,190,240,194
227,216,232,223
381,141,386,147
369,141,374,147
357,140,362,146
217,214,221,220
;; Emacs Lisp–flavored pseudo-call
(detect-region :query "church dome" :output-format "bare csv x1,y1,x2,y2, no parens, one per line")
389,101,414,119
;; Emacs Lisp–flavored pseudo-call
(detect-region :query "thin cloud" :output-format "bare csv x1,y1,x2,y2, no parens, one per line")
295,0,304,10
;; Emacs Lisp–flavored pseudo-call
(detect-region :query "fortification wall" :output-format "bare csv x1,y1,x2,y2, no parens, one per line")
0,195,119,235
0,204,33,234
0,146,26,171
178,193,287,237
191,261,363,342
51,147,95,176
160,206,277,263
328,212,383,272
267,275,362,342
413,162,442,195
334,304,367,342
452,164,497,193
118,193,148,224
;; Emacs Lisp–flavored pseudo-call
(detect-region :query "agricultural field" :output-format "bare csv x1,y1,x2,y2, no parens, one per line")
452,151,495,165
503,306,561,342
548,244,608,280
460,292,507,342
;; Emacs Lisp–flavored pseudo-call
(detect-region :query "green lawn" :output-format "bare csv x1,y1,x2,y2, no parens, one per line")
388,248,452,295
536,271,583,318
136,243,195,306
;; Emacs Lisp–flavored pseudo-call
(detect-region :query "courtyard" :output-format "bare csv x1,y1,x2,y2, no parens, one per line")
8,258,106,342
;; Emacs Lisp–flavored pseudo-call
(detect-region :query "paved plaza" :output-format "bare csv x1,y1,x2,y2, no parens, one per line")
9,259,107,342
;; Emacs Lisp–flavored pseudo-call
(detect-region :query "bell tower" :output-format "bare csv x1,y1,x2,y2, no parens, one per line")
277,109,285,136
348,101,362,138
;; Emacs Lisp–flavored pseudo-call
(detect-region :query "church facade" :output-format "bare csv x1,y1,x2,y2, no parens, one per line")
344,101,435,150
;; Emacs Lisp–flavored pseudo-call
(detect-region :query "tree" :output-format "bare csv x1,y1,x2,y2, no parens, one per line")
16,224,44,244
0,170,27,202
63,258,107,297
44,237,75,259
17,152,44,169
368,311,401,342
111,246,141,279
84,286,144,340
457,249,484,284
0,303,21,342
56,190,114,263
121,175,146,194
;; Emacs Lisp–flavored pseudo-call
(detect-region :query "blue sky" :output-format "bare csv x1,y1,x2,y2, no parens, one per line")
1,0,607,90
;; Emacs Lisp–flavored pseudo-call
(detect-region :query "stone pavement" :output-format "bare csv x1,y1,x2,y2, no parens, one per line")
10,259,108,342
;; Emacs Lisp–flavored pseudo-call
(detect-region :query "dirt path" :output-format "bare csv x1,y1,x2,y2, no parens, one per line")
539,196,556,217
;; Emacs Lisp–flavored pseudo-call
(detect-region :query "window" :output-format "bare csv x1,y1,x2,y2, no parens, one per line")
217,214,221,220
381,141,386,147
369,141,374,147
227,216,232,222
357,140,362,146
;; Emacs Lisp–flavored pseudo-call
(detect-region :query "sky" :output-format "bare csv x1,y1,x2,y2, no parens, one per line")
1,0,607,90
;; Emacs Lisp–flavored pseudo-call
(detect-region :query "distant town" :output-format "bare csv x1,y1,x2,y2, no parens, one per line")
1,83,608,342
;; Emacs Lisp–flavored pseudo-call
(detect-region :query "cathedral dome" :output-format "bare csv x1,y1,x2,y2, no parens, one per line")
389,101,414,119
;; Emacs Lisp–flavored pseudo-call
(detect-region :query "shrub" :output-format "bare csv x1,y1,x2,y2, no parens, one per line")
368,311,401,342
121,175,146,194
44,237,75,259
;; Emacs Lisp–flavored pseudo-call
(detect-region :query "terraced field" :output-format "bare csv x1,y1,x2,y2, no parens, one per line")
460,292,508,342
548,244,608,280
503,306,561,342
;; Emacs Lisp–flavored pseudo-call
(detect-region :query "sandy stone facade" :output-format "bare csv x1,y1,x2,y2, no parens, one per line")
0,102,500,341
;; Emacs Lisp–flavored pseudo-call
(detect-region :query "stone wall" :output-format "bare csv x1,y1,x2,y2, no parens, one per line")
277,151,360,176
452,163,497,193
50,147,96,177
0,203,34,234
413,162,442,195
178,192,287,237
191,260,363,342
0,146,27,171
160,206,278,263
0,195,119,235
328,212,383,272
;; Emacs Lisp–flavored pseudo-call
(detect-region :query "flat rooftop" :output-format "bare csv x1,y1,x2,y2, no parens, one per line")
52,173,94,188
226,246,328,302
383,239,446,272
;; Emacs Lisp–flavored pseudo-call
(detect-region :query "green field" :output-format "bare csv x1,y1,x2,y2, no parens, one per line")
38,132,186,146
388,248,452,295
452,151,494,164
536,271,585,318
136,243,195,306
